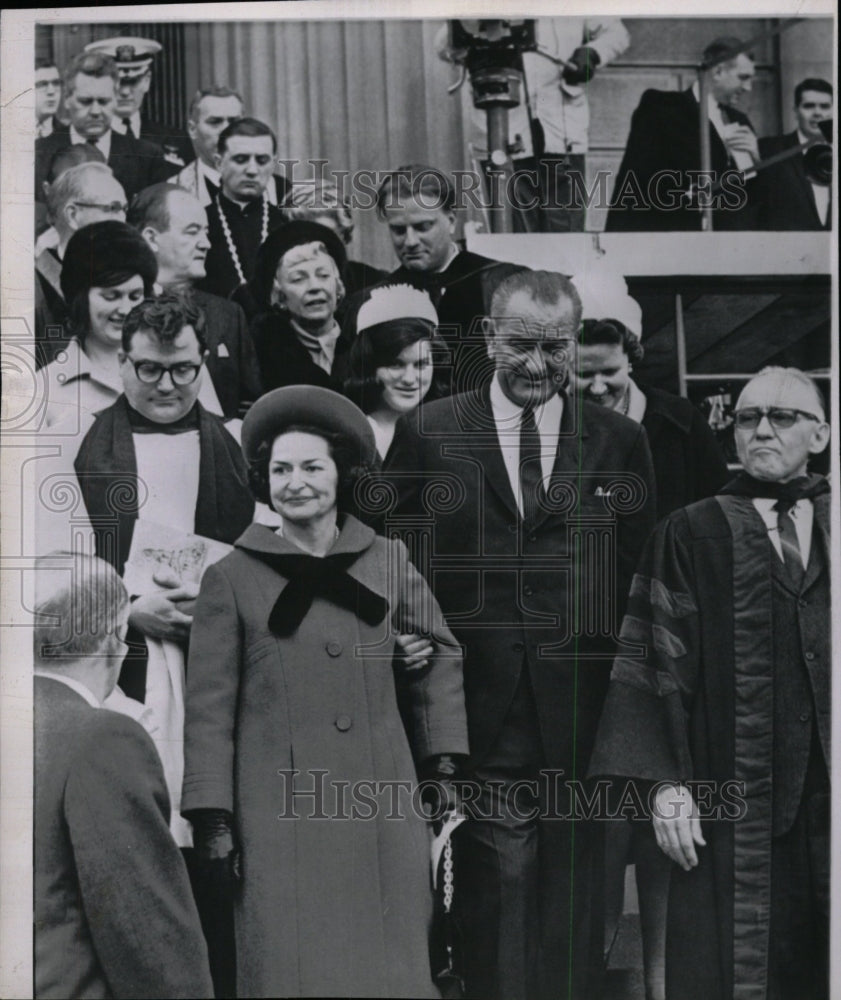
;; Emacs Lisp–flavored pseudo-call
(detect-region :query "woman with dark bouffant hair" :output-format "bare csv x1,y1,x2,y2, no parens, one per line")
39,221,156,428
344,284,444,466
182,385,468,999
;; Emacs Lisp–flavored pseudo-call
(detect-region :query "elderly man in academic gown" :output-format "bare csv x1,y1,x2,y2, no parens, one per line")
590,366,832,1000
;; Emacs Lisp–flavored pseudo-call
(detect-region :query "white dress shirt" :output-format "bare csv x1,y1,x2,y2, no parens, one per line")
69,125,111,161
691,82,755,173
111,111,141,139
489,375,564,516
752,496,814,568
797,128,831,226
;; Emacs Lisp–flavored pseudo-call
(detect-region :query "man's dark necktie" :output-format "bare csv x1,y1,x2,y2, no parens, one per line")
773,498,805,589
519,404,543,523
122,116,136,140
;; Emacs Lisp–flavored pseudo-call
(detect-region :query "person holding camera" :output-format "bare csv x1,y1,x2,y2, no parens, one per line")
438,17,629,232
756,78,833,230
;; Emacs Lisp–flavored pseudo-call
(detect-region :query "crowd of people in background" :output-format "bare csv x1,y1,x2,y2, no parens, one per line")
30,23,833,1000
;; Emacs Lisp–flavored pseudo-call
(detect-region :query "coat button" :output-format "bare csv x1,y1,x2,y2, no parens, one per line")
798,599,808,608
326,640,343,657
508,523,518,534
512,641,525,653
528,534,537,543
805,652,816,661
524,585,534,596
335,714,352,731
800,712,811,723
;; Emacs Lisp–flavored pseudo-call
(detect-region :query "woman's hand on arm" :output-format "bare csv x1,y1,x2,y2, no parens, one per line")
395,632,434,670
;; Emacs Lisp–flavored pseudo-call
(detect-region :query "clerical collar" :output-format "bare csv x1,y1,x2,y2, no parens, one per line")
220,190,265,215
125,401,201,433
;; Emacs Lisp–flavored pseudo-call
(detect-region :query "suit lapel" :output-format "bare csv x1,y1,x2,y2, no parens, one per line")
531,394,589,530
458,385,519,518
803,494,830,591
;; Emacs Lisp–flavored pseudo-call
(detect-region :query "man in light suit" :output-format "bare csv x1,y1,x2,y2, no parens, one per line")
35,51,171,204
388,269,657,999
607,36,761,231
757,78,833,230
34,551,214,999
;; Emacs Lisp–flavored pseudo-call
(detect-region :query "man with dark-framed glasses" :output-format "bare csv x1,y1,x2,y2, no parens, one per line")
389,268,656,999
35,292,255,851
590,366,831,1000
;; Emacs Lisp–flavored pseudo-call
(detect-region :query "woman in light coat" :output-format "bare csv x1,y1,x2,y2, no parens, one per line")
182,386,468,998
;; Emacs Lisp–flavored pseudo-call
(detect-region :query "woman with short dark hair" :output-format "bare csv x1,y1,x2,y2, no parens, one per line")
344,284,445,466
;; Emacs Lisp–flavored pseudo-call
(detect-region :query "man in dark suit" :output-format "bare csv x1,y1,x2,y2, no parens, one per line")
35,58,62,138
33,551,214,999
607,37,761,231
129,182,263,417
84,35,193,171
35,51,171,205
757,78,833,231
388,269,657,999
368,163,523,394
590,367,831,1000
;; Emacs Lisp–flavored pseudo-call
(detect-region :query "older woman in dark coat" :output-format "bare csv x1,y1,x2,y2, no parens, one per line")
248,221,354,392
182,386,468,998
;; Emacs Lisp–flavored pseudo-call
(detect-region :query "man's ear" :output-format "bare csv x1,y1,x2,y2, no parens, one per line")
213,150,223,172
483,316,496,359
808,422,831,456
141,226,160,252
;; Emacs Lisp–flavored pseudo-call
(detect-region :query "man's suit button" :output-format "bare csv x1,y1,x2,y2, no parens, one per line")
326,640,343,657
799,712,811,723
524,585,534,596
805,652,816,661
335,715,352,731
528,534,537,543
508,523,518,534
512,641,525,653
798,599,808,608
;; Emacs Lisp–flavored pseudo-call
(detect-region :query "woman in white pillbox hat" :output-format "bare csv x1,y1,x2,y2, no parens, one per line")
344,284,446,467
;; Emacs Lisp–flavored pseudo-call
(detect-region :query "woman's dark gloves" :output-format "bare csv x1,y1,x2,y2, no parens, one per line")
188,808,242,897
418,754,469,827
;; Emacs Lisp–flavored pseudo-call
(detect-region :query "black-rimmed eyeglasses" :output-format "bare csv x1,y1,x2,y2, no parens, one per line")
127,358,204,386
733,407,821,430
